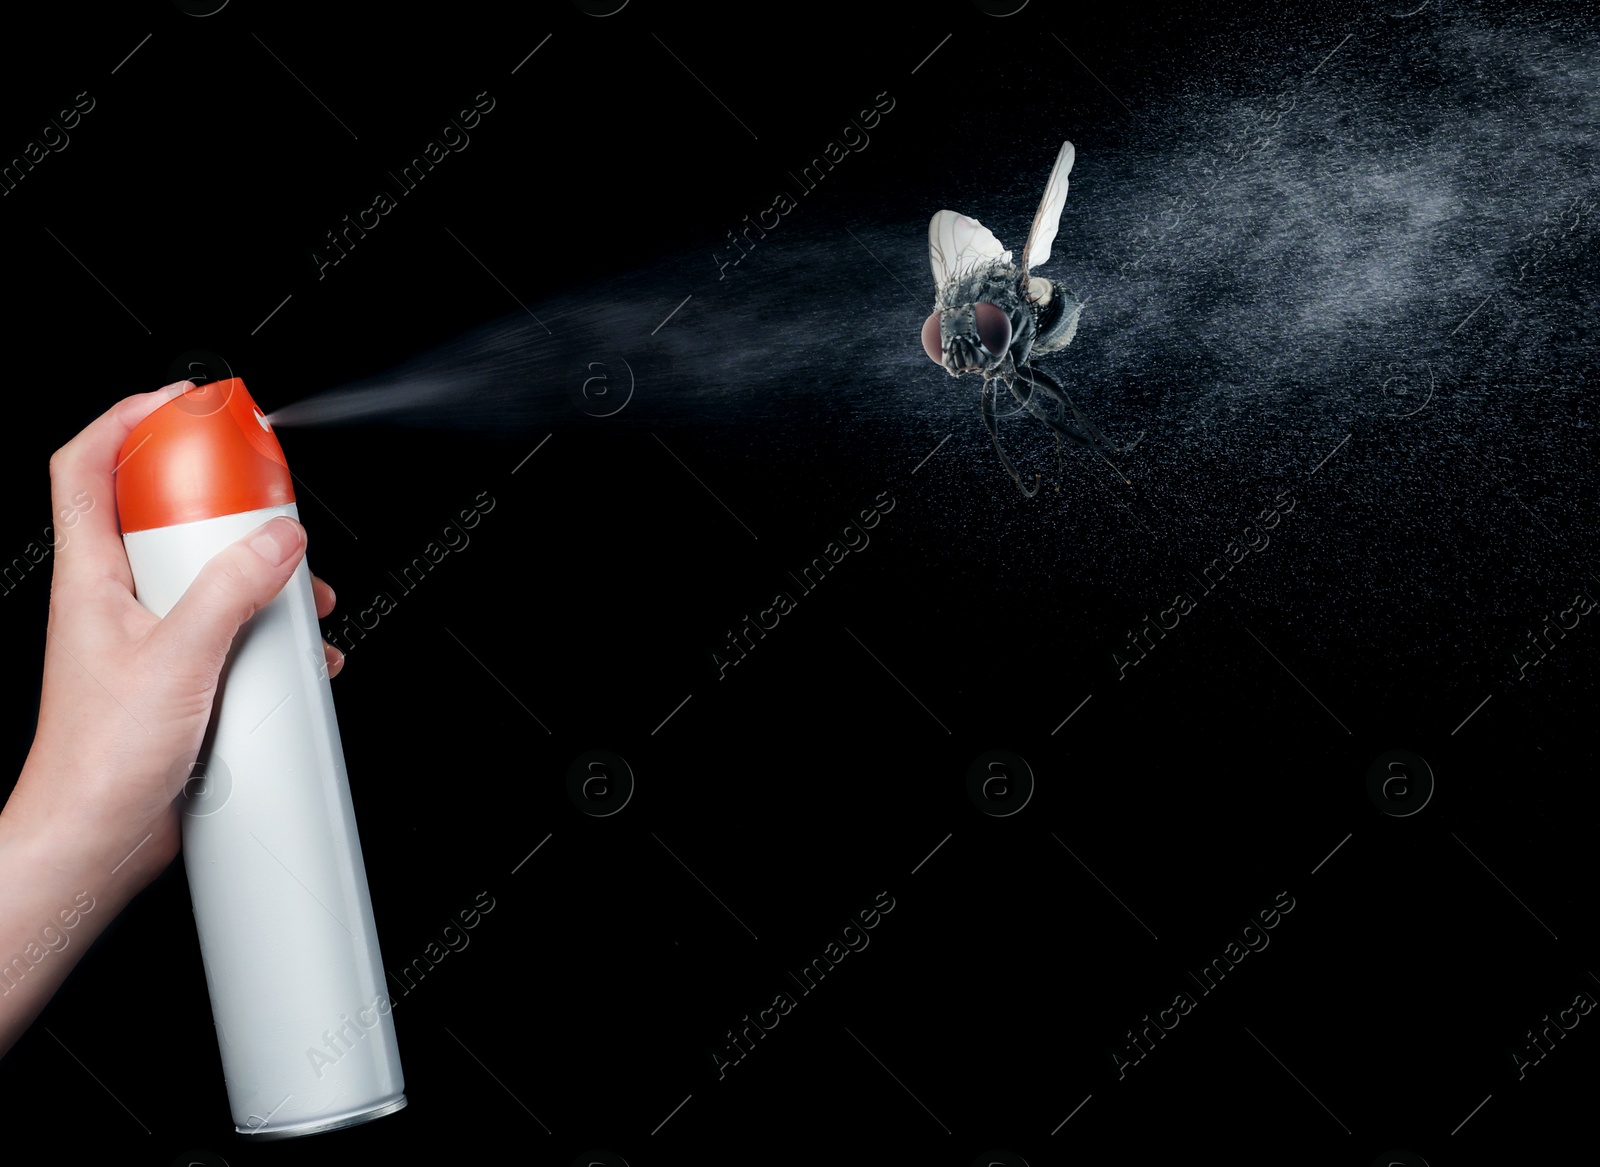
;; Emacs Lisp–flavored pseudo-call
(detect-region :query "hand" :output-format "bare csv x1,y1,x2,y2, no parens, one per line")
0,381,341,1056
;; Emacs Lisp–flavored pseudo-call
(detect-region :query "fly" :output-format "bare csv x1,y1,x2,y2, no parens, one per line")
919,140,1141,496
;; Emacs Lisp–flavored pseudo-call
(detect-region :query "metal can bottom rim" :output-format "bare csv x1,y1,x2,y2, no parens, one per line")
234,1093,407,1140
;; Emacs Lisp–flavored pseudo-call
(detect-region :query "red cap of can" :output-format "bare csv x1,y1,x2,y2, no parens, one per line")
116,378,296,533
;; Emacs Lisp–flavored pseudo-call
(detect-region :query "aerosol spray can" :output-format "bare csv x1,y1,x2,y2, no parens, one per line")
115,377,405,1138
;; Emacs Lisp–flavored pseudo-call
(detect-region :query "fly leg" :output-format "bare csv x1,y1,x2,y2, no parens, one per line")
1012,365,1137,484
1012,364,1109,451
981,377,1040,498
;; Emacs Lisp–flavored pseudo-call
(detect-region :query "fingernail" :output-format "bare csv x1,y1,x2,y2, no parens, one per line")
250,517,303,566
325,643,345,678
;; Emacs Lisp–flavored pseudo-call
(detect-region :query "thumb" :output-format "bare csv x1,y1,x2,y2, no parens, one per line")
152,516,309,681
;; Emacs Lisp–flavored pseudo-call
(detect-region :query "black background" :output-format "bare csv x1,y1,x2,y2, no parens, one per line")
1,2,1596,1164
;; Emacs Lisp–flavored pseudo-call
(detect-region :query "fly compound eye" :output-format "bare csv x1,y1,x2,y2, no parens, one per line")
973,302,1012,357
921,311,945,364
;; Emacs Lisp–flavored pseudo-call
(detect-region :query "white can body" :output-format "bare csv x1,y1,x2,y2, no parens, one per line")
123,502,405,1138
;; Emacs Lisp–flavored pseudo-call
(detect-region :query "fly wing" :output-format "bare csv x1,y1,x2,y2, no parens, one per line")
1021,141,1075,279
929,210,1012,289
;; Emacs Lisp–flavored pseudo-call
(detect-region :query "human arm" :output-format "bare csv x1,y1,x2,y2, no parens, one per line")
0,382,341,1057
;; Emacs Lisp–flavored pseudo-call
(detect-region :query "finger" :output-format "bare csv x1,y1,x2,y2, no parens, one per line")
311,574,336,619
150,516,308,680
311,574,340,674
49,381,190,589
